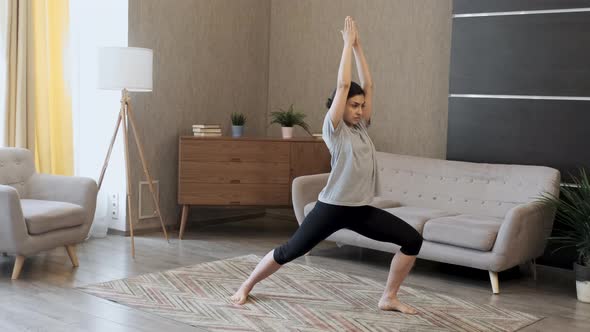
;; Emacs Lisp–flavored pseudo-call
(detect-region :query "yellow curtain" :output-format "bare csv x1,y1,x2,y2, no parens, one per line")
31,0,73,175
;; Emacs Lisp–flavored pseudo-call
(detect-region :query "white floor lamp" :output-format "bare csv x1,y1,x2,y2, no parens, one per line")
97,47,169,257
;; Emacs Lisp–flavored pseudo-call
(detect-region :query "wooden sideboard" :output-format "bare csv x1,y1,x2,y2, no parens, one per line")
177,136,331,238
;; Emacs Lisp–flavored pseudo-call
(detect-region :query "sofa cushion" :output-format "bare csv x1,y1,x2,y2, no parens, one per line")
423,214,504,251
21,199,86,235
383,206,458,233
303,197,401,216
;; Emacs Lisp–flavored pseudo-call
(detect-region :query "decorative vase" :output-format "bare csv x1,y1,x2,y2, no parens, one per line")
281,126,293,139
575,262,590,303
232,125,244,137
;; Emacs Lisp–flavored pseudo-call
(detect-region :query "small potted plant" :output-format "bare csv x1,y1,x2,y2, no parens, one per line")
539,168,590,303
270,104,311,139
231,112,246,137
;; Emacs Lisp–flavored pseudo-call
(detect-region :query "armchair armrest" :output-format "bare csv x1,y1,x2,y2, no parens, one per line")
0,185,28,253
26,174,98,228
492,201,556,263
292,173,329,225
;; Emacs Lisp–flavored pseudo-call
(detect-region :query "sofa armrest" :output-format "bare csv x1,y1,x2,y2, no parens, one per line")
26,174,98,229
492,202,556,263
0,185,29,253
292,173,329,225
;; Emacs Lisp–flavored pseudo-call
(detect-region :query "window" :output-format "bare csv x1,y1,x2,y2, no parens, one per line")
69,0,129,232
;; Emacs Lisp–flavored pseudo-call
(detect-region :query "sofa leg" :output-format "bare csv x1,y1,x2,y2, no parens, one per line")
65,245,79,267
531,259,537,281
489,271,499,294
11,255,25,280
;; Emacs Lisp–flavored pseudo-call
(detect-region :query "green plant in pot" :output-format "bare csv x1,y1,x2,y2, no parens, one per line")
231,112,246,137
270,104,311,139
538,168,590,303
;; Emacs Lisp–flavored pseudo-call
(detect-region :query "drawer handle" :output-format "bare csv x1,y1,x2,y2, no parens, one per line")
230,179,240,184
229,201,241,205
230,158,241,162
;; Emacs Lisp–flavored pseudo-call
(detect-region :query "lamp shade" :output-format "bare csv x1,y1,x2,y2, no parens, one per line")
98,47,153,92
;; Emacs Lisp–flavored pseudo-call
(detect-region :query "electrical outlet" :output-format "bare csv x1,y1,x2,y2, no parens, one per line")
109,193,119,220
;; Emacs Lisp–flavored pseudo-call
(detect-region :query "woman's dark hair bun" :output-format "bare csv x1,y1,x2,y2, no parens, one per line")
325,81,364,109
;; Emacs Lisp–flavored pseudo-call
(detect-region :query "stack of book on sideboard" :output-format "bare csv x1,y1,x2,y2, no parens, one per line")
193,124,222,137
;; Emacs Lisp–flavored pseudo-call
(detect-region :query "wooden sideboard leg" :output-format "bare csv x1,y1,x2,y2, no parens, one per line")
179,205,189,240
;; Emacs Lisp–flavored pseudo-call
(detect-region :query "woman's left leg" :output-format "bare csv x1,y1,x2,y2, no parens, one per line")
347,206,423,314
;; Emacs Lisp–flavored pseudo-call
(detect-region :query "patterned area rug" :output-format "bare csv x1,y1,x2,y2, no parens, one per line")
79,255,541,331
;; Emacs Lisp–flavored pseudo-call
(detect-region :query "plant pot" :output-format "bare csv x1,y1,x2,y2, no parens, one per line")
281,126,293,139
231,125,244,137
575,263,590,303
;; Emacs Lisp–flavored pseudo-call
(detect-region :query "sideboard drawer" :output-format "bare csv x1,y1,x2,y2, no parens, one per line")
180,140,289,163
180,161,290,184
178,183,289,205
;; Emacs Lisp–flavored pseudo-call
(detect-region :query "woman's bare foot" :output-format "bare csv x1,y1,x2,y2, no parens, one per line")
378,296,418,314
230,282,253,305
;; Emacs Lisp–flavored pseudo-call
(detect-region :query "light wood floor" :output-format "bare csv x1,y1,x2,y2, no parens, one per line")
0,215,589,331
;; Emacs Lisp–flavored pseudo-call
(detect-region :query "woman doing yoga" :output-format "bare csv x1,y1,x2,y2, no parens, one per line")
231,16,423,315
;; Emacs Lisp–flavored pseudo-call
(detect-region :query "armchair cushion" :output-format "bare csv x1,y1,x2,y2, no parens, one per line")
20,199,85,235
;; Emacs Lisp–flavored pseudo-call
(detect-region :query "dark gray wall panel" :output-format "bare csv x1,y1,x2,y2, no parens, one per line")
450,12,590,96
447,98,590,179
453,0,590,14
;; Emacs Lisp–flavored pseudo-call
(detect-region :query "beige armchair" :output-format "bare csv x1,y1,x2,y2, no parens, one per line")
0,148,98,279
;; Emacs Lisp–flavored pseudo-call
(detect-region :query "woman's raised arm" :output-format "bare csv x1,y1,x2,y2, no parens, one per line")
352,21,373,124
328,16,356,129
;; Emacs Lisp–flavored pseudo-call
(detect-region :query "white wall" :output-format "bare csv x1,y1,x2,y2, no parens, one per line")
69,0,128,233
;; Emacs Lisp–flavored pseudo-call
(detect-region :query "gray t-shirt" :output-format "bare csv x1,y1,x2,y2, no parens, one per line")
318,112,378,206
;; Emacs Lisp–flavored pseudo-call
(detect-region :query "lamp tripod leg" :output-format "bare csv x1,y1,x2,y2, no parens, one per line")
98,105,124,191
121,98,136,258
126,102,170,242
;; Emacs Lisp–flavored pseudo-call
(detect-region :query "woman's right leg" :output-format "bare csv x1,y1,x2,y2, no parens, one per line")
231,201,345,304
346,206,423,314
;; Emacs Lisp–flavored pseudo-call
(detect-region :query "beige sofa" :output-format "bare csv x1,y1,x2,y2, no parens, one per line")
0,148,98,279
292,151,560,294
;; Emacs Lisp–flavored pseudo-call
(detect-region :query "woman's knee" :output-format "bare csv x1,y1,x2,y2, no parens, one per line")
273,245,287,265
400,230,423,256
273,243,301,265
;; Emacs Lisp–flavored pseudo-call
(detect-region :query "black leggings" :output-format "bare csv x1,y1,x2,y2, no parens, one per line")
274,201,423,265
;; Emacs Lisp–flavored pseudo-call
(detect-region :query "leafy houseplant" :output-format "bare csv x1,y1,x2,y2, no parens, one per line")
539,168,590,303
231,112,246,137
270,104,311,139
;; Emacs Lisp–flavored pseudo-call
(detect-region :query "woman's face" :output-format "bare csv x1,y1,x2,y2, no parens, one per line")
343,94,365,126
